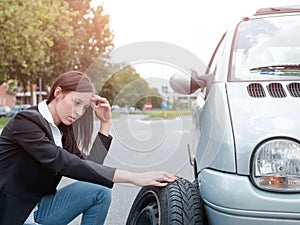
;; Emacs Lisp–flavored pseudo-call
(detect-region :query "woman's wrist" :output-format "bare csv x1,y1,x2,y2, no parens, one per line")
112,169,135,184
99,121,111,136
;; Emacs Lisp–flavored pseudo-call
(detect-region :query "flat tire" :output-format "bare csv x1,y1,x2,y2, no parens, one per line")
126,177,207,225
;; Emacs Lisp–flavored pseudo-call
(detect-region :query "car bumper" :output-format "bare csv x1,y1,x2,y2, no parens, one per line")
199,169,300,225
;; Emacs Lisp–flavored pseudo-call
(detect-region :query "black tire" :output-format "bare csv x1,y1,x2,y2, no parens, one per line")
126,177,207,225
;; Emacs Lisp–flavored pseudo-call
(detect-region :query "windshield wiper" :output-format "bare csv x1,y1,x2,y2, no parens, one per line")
250,64,300,71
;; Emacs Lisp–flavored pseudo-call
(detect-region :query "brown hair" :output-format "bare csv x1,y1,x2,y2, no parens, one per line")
47,71,94,156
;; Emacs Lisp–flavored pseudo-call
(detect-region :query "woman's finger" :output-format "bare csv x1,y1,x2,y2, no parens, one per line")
91,95,108,104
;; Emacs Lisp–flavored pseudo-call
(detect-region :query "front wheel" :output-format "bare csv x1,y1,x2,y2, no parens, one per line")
126,177,207,225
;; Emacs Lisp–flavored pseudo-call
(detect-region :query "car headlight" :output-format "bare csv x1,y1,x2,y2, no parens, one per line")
251,138,300,192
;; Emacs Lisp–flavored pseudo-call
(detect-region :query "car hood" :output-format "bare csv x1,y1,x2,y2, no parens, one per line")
226,81,300,175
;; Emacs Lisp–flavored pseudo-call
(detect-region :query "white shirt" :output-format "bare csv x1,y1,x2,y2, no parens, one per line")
25,100,62,224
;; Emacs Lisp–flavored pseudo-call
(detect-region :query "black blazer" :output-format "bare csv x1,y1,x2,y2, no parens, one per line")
0,107,116,225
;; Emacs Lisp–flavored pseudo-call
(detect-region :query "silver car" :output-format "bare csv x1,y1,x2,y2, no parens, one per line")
126,6,300,225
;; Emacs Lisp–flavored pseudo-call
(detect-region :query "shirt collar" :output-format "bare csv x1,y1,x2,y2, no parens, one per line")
38,100,56,127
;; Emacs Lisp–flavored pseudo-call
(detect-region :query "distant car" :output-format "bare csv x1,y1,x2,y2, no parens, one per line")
0,106,11,117
7,104,31,117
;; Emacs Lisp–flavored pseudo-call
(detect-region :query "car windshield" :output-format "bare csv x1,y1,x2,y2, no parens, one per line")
231,13,300,81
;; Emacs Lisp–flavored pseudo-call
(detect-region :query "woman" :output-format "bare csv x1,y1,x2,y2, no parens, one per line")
0,71,176,225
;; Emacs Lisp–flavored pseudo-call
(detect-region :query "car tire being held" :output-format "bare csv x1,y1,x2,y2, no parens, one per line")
126,177,207,225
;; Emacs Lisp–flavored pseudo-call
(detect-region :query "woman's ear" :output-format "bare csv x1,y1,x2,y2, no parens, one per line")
54,87,62,98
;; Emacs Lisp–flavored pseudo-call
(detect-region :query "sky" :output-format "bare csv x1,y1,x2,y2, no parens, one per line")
91,0,300,79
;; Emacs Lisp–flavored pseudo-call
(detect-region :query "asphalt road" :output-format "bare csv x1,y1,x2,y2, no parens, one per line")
60,114,195,225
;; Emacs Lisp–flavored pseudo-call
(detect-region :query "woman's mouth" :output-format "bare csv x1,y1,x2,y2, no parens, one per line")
68,116,76,123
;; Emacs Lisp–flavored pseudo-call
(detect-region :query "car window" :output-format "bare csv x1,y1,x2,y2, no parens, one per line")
206,32,226,75
231,14,300,81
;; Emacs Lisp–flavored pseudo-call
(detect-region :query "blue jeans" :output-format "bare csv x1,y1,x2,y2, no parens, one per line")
34,181,111,225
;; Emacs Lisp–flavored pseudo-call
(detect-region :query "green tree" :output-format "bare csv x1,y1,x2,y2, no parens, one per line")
0,0,114,101
99,65,162,110
49,0,114,74
0,0,74,93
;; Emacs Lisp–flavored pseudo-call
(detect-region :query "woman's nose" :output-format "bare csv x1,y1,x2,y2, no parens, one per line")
74,106,85,117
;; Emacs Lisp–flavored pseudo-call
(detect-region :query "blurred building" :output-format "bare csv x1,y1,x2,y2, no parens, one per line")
0,78,47,107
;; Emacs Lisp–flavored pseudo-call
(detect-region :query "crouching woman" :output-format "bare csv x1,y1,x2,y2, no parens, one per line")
0,71,176,225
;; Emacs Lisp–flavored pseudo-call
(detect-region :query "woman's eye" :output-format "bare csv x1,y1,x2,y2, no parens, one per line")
74,101,81,106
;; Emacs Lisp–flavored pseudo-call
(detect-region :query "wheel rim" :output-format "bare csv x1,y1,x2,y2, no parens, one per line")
133,190,161,225
136,202,158,224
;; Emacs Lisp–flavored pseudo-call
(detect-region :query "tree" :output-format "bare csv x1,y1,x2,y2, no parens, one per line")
49,0,114,74
0,0,74,93
0,0,114,101
99,65,162,110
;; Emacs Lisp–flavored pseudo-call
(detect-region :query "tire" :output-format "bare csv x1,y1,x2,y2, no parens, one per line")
126,177,207,225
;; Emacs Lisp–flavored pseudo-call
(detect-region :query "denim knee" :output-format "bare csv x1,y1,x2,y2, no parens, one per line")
95,186,112,206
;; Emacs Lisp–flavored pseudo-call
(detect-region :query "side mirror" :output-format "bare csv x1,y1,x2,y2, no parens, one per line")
170,69,209,94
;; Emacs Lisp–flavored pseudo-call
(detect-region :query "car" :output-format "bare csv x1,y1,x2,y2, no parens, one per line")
0,106,11,117
7,104,31,117
126,6,300,225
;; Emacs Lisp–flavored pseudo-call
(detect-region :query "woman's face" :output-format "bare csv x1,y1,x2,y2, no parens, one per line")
56,91,93,125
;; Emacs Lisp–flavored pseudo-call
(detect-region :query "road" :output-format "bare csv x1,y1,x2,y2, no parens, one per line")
61,114,195,225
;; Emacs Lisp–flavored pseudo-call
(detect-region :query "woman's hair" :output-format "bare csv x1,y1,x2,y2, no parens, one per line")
47,71,95,156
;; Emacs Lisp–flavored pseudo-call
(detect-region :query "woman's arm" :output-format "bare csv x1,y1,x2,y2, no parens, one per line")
113,169,176,187
86,132,112,164
90,95,111,136
84,95,112,163
9,110,116,188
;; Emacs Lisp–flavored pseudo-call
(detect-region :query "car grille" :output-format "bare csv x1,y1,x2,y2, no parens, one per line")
287,82,300,97
267,83,287,98
247,83,266,98
247,82,300,98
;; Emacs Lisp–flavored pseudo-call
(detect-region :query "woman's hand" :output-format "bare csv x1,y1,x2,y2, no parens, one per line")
90,95,111,135
113,170,177,187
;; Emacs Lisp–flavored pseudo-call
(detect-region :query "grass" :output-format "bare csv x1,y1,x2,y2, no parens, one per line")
142,109,191,119
0,117,10,130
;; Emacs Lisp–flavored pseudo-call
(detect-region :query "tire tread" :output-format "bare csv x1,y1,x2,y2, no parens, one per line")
166,177,206,225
